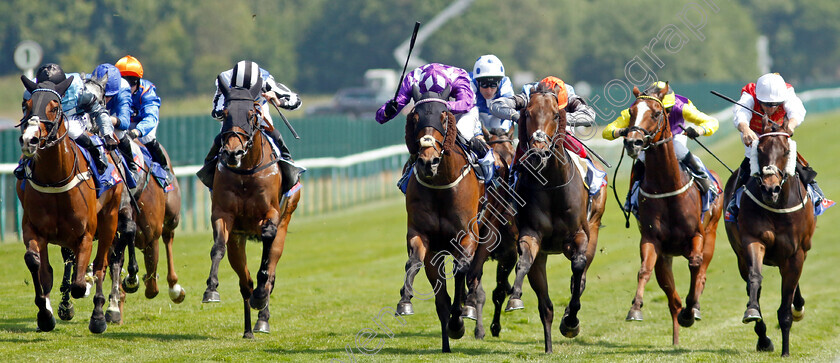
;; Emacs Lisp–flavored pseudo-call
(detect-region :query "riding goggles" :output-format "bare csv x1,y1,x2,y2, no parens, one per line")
478,79,499,89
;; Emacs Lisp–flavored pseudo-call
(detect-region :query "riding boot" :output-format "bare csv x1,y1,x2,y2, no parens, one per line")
682,151,713,195
144,139,170,171
76,134,108,175
117,136,138,171
197,134,223,189
625,160,645,211
267,128,292,161
726,157,752,219
266,128,306,195
470,138,497,185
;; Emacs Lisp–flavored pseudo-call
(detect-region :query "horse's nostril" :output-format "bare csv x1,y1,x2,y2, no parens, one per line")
773,185,781,194
432,157,441,165
633,139,643,147
29,138,38,145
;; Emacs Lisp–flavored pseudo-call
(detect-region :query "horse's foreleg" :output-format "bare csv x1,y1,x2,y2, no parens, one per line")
792,284,805,321
105,215,132,325
679,234,705,328
23,229,55,332
490,242,516,337
142,242,160,299
58,247,76,321
448,263,467,341
227,235,254,339
204,215,232,303
560,231,588,339
251,209,283,312
425,250,453,353
743,242,766,324
691,224,719,321
527,254,553,353
507,234,539,311
398,234,428,316
162,229,185,303
777,253,805,357
91,200,120,334
653,255,681,345
627,241,657,321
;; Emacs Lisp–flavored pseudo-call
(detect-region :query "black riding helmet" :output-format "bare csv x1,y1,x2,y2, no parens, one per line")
35,63,66,85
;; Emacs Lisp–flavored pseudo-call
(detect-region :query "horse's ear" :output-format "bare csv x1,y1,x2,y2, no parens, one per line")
411,84,421,102
632,86,641,98
21,75,38,93
55,76,74,97
248,77,263,100
658,82,670,100
217,75,230,99
441,84,452,100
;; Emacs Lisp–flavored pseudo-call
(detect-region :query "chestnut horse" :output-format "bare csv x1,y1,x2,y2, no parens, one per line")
104,141,184,324
620,85,722,345
201,76,301,338
510,82,607,353
17,76,123,333
400,86,482,352
723,119,815,357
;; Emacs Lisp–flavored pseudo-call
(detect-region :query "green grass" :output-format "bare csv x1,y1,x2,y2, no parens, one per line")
1,113,840,362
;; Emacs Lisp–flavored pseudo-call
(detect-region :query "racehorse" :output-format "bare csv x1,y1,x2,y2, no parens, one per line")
17,75,123,333
508,81,607,353
620,85,723,345
461,126,520,339
201,76,301,338
104,140,184,324
723,118,815,357
400,85,482,352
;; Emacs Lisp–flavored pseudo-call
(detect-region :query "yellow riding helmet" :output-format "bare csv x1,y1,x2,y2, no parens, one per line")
116,55,143,78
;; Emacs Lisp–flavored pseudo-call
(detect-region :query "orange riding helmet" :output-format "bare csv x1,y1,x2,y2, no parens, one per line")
116,55,143,78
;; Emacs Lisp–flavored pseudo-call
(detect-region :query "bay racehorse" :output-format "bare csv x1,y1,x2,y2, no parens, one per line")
202,76,301,338
17,75,123,333
621,85,723,345
461,126,520,339
400,85,482,352
509,81,607,353
723,118,815,357
104,140,184,324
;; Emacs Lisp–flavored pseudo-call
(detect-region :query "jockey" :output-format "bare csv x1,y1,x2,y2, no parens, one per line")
470,55,515,133
603,81,719,196
729,73,831,211
115,55,168,175
489,76,597,162
90,63,134,169
22,63,112,174
204,60,302,167
377,62,496,184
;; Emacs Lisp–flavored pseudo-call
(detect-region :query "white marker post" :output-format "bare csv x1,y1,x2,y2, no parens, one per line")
14,40,43,80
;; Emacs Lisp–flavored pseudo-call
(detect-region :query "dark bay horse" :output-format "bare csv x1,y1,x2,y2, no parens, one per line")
17,76,123,333
105,141,184,324
401,86,482,352
621,85,723,345
509,82,607,353
202,76,301,338
723,119,815,357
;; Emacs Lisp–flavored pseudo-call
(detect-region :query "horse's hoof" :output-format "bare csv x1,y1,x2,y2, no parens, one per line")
169,284,186,304
560,316,580,338
742,308,762,324
144,287,159,299
461,305,478,321
792,305,804,322
122,276,140,294
693,307,702,321
757,337,774,352
105,307,122,324
678,308,695,328
626,308,643,321
448,318,465,340
490,322,501,337
505,298,524,312
395,302,414,316
243,331,254,339
37,310,56,332
202,290,220,303
254,320,270,334
249,295,268,311
89,317,107,334
57,301,74,321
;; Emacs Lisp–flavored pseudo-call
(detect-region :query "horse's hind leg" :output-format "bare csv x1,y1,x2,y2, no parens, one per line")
491,244,516,337
792,284,805,321
58,247,76,321
106,215,133,324
507,234,539,311
627,241,658,321
463,239,490,338
691,226,718,321
654,255,682,345
397,235,428,316
162,229,185,303
203,214,233,303
560,233,589,339
527,254,554,353
142,242,160,299
777,254,805,357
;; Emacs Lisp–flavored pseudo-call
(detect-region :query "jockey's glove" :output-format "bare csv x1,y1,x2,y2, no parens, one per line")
684,126,701,139
384,99,399,119
128,129,142,139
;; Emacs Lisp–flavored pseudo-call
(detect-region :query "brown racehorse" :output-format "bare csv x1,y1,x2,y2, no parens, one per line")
620,85,723,345
461,126,520,339
201,76,301,339
401,86,482,352
17,76,123,333
104,141,184,324
723,119,815,357
509,81,607,353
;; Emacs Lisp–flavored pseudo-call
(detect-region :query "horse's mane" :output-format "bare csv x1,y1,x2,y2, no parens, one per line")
405,113,419,154
441,111,457,153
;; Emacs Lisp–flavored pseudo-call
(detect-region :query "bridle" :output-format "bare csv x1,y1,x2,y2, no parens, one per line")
521,91,578,190
20,88,69,150
412,98,448,154
626,95,672,150
221,98,261,161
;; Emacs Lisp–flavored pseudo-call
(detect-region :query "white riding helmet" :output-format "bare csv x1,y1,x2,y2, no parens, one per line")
755,73,787,104
473,54,505,80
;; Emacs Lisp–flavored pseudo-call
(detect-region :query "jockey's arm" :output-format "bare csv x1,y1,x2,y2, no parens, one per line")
783,88,806,134
566,95,596,127
732,92,758,146
489,93,528,121
133,85,161,138
263,78,302,110
111,85,132,131
602,109,631,140
446,72,477,114
681,101,719,136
